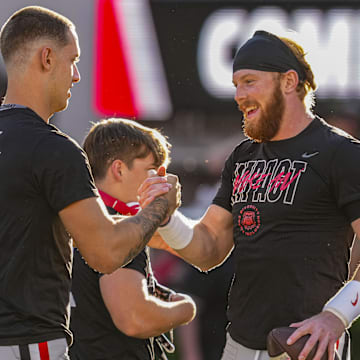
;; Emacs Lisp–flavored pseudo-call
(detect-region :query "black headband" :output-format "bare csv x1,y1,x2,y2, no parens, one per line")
233,30,306,81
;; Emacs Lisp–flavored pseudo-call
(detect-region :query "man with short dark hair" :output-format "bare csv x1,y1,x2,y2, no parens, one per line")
70,118,196,360
142,30,360,360
0,6,178,359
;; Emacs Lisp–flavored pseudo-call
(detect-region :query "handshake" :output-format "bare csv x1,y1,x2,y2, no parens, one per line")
137,167,181,220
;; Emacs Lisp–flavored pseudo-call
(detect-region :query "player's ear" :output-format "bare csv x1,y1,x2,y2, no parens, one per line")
281,70,299,94
110,159,124,181
40,47,53,71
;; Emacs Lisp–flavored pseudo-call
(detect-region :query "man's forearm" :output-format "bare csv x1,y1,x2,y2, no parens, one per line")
177,222,232,271
125,294,196,338
157,213,232,271
121,197,168,265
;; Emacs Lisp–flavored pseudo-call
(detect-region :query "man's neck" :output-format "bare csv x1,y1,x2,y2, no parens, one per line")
5,73,52,123
95,180,127,204
3,95,51,123
271,101,314,141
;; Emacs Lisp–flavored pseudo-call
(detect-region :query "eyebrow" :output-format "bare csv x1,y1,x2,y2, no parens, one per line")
233,73,259,85
239,73,257,80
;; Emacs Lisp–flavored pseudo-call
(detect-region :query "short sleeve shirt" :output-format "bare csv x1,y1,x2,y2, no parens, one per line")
0,105,97,345
212,117,360,349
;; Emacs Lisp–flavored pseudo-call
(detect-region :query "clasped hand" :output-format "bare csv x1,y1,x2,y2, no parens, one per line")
137,166,181,219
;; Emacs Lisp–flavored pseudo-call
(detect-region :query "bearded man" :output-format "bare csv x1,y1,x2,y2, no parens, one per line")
140,30,360,360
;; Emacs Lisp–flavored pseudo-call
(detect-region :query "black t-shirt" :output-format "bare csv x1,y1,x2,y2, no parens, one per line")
70,207,153,360
0,105,97,345
212,117,360,350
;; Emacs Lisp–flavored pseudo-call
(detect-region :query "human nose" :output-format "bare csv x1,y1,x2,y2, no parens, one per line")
73,64,81,83
234,84,246,105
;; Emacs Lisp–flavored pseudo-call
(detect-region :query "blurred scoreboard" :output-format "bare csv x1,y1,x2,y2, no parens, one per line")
94,0,360,120
152,1,360,110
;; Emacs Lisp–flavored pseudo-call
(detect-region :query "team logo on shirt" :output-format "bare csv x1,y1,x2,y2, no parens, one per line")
238,205,260,236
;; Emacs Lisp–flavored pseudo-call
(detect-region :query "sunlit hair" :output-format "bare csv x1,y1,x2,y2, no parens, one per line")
0,6,74,64
279,36,317,111
83,118,171,181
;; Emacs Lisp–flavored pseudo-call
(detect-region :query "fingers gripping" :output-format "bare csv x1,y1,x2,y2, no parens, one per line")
137,170,171,208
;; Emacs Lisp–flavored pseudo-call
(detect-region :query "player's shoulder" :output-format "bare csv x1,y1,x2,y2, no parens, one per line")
37,124,84,154
316,116,359,146
311,117,360,166
225,137,259,163
31,125,89,172
231,137,256,155
0,105,46,134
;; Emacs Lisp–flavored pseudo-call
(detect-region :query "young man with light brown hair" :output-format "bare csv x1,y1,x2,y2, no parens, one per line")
70,118,196,359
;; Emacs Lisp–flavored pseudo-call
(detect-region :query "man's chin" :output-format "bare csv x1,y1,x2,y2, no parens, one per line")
243,115,282,143
243,125,270,143
56,101,70,113
244,121,261,142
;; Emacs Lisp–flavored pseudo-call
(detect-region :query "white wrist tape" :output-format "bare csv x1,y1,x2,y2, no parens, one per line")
323,280,360,328
157,210,194,250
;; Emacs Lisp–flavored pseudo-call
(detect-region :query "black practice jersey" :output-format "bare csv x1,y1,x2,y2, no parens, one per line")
70,208,153,359
213,116,360,349
0,105,97,345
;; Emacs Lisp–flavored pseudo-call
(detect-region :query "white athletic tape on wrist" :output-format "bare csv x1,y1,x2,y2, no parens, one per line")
323,280,360,328
157,210,194,250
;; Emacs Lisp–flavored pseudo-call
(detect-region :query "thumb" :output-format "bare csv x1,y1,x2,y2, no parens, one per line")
157,166,166,177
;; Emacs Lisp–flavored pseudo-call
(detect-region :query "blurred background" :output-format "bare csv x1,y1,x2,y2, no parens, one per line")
1,0,360,358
